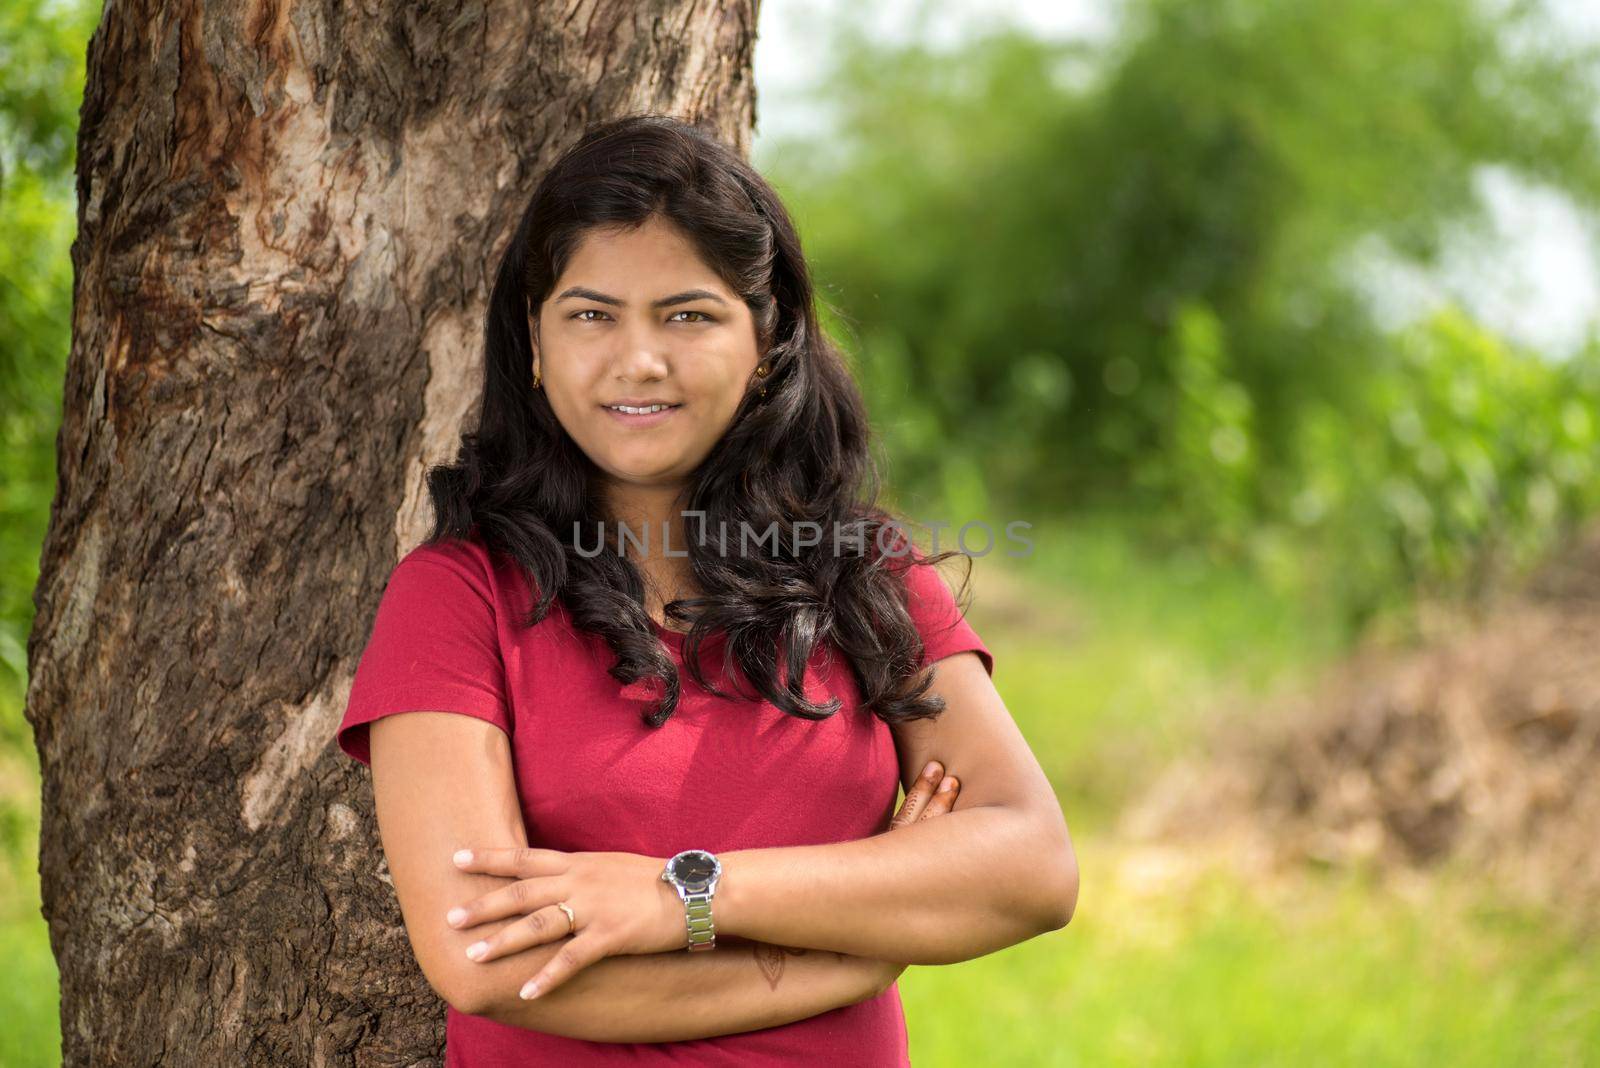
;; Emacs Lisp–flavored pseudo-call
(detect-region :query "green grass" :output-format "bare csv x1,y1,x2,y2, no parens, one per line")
970,510,1348,832
902,510,1598,1065
0,754,58,1068
1001,510,1348,690
900,854,1599,1066
0,910,59,1068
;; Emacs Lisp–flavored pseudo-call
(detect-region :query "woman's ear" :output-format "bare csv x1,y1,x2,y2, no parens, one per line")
528,315,542,388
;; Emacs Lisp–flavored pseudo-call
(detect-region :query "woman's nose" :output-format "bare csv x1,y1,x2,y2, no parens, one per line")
611,323,672,381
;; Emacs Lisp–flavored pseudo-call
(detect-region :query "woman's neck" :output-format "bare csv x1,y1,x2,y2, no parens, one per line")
602,481,699,628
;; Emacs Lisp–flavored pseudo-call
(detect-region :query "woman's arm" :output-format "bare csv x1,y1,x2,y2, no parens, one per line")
713,651,1079,965
466,765,962,1039
465,937,883,1041
367,710,948,1040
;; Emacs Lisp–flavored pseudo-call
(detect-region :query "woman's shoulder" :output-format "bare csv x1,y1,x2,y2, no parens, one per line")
396,524,553,617
394,524,532,604
397,525,491,579
868,526,993,673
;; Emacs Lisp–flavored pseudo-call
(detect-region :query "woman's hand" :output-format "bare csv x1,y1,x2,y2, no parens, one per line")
889,759,961,831
853,759,961,996
446,759,962,1003
446,846,686,1000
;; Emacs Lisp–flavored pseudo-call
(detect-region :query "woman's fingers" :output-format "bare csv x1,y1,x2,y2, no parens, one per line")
447,874,564,931
918,775,960,820
520,932,609,1000
463,901,576,963
889,760,949,830
446,847,570,931
452,845,567,877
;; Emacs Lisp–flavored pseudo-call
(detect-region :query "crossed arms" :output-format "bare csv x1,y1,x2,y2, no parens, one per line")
364,649,1078,1042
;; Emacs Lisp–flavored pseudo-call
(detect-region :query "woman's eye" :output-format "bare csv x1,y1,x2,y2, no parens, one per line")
571,309,711,323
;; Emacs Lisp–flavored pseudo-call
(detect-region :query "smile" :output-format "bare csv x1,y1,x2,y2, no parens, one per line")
601,402,682,426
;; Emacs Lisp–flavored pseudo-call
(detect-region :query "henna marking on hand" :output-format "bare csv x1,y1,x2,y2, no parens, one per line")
755,943,784,989
754,943,810,990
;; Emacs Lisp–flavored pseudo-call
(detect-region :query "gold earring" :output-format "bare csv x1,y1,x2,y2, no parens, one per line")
754,360,770,398
532,365,542,389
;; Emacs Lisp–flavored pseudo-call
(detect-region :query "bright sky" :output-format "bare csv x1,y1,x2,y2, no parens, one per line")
753,0,1600,358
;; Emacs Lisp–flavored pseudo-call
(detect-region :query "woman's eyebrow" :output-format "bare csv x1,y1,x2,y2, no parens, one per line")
554,285,729,308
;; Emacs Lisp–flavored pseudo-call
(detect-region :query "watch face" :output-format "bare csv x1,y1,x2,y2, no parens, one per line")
670,850,718,885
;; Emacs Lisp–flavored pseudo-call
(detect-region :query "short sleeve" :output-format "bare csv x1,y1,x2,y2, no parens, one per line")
898,549,995,677
336,543,513,767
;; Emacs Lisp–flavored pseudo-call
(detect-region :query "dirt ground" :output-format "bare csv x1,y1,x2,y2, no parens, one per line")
1118,524,1600,937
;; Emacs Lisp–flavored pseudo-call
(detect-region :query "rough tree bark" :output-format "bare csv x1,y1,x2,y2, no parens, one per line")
25,1,758,1063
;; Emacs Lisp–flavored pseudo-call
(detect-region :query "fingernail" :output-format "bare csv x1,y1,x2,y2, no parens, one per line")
447,907,468,927
520,979,542,999
466,941,488,960
922,761,941,780
453,850,472,865
939,776,956,792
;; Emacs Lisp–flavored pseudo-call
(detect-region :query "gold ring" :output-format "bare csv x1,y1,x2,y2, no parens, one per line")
554,900,575,934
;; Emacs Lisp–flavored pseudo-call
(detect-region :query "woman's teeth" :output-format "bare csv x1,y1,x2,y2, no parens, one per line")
608,404,676,414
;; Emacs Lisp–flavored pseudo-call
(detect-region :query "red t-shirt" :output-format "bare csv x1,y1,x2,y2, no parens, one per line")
336,527,993,1066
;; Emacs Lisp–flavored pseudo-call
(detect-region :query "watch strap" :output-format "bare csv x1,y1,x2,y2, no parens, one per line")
682,885,716,950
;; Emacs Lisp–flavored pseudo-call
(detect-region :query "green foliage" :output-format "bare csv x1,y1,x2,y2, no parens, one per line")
1,0,98,753
1290,309,1600,614
0,6,91,1058
763,0,1600,627
0,0,93,181
1135,299,1259,547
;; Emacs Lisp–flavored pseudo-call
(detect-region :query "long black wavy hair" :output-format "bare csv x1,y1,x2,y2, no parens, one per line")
424,113,973,727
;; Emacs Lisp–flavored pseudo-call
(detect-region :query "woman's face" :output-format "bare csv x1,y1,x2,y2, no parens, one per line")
531,215,762,497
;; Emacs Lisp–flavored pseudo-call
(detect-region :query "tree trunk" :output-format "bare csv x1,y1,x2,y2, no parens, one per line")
26,1,758,1063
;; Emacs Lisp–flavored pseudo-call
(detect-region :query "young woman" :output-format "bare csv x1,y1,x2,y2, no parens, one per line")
335,114,1077,1066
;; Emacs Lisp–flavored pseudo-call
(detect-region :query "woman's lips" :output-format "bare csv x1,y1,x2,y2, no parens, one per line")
601,403,682,427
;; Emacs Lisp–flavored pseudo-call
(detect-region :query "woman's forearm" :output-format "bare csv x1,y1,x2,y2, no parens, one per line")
716,804,1077,965
466,931,893,1042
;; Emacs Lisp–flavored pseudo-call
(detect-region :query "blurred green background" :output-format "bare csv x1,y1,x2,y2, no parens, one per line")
5,0,1599,1063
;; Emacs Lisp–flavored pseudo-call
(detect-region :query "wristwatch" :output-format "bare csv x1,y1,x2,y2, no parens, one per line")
660,848,722,951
